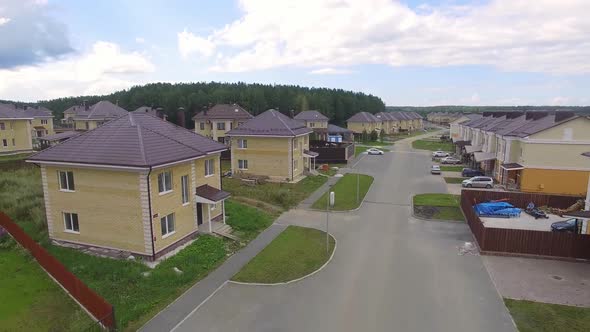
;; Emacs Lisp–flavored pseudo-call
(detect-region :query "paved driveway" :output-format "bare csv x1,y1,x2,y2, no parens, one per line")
171,135,516,332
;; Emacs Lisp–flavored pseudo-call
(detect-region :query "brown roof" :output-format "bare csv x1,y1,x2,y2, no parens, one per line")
74,101,128,120
294,110,328,121
27,113,227,168
192,104,253,120
195,184,230,202
226,109,312,137
38,131,80,142
347,112,380,123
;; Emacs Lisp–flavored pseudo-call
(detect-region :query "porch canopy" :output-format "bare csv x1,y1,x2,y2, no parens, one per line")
195,184,230,204
501,163,524,170
453,139,471,146
465,145,483,154
474,152,495,162
303,149,319,170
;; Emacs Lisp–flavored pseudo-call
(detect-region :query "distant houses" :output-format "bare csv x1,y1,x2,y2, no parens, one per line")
0,103,56,154
294,110,353,142
346,111,423,138
26,112,230,261
426,112,463,124
193,104,253,144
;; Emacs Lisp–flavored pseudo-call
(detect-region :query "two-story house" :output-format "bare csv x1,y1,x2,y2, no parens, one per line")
193,104,253,144
73,100,128,131
346,112,382,138
26,112,229,261
21,106,55,138
0,104,34,155
226,109,314,182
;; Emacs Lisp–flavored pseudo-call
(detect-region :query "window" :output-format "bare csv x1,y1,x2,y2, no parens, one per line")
310,122,315,128
2,139,6,147
205,159,214,176
237,139,247,149
217,122,226,130
158,171,172,194
41,119,48,125
58,171,75,191
199,122,205,130
63,212,79,233
238,159,248,170
0,122,4,130
160,213,175,237
181,175,189,205
217,137,225,144
293,159,298,170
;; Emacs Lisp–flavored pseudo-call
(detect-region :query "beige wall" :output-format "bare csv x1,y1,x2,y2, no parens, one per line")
0,119,33,154
305,120,328,129
529,117,590,141
44,165,146,254
195,119,244,142
520,142,590,169
74,120,99,131
31,117,55,136
347,122,380,134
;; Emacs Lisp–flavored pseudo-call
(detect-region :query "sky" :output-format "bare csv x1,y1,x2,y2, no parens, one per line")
0,0,589,106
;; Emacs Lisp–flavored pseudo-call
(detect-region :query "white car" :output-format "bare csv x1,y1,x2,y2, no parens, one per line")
441,156,461,164
431,165,441,174
366,148,384,155
432,150,449,157
462,176,494,188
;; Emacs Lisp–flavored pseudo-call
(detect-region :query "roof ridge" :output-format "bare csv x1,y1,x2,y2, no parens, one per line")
139,120,208,156
134,116,148,166
273,110,296,135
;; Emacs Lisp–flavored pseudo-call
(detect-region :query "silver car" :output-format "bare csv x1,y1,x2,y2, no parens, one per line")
462,176,494,188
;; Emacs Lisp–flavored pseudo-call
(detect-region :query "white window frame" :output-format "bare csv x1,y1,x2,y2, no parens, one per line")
58,170,75,192
237,138,247,149
41,119,48,125
199,122,205,130
158,171,173,195
63,212,79,233
205,159,215,177
216,122,226,130
238,159,248,170
160,213,175,238
181,175,190,206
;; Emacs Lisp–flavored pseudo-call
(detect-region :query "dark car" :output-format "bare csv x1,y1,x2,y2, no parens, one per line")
462,168,484,177
550,218,578,232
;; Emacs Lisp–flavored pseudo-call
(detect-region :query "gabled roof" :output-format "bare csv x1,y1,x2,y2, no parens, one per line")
226,109,312,137
327,124,352,134
27,113,227,168
73,101,128,120
0,104,33,120
192,104,253,120
294,110,329,121
507,113,579,138
22,106,53,118
64,105,87,115
347,112,380,123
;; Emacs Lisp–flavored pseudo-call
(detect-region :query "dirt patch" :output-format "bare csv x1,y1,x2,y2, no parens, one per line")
414,205,465,222
414,205,440,219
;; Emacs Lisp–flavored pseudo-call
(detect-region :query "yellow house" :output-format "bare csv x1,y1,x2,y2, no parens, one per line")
347,112,382,138
294,110,329,140
0,104,34,155
21,106,55,138
26,112,230,261
73,100,128,131
227,109,314,182
193,104,253,144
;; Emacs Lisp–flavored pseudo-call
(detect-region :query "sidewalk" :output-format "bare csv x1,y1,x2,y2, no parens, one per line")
140,223,287,332
298,175,341,209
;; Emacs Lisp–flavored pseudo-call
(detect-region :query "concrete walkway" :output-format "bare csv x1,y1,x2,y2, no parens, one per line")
140,223,287,332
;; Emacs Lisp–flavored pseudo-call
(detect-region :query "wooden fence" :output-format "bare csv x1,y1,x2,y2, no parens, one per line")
310,141,355,163
461,190,590,260
0,212,116,330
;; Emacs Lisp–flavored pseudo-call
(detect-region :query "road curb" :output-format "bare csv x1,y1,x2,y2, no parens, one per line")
228,233,337,287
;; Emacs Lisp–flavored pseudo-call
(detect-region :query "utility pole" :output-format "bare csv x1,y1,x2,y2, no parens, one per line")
326,191,334,254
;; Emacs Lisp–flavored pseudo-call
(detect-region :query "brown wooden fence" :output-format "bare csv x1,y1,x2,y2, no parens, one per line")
461,190,590,260
0,212,116,330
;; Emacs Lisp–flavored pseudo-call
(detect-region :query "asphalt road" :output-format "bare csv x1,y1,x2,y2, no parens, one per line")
171,136,516,332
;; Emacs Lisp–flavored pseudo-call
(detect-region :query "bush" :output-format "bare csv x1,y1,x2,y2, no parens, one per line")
370,130,379,141
225,200,274,235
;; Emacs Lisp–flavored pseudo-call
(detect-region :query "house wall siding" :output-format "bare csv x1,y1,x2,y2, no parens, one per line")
231,136,291,181
31,117,55,136
528,118,590,141
0,119,33,154
44,166,146,254
520,168,590,195
520,142,590,169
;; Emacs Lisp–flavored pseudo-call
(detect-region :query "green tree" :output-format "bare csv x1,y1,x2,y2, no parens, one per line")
380,129,386,142
370,130,378,142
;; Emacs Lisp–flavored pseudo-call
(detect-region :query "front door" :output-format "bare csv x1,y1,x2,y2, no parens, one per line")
197,203,203,225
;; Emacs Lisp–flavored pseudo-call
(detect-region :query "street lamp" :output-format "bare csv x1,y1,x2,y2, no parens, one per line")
326,190,335,254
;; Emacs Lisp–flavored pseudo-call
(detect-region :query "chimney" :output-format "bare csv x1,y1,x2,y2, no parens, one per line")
177,107,186,128
525,111,535,120
555,111,575,122
289,109,295,118
506,111,524,119
482,112,493,117
84,100,89,111
203,105,208,116
115,99,119,106
492,112,506,118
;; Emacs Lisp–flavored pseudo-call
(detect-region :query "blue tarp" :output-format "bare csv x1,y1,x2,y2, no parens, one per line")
474,202,521,218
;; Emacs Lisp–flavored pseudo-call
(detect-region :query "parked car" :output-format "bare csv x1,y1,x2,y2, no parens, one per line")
551,218,579,232
462,176,494,188
432,151,449,157
431,165,441,174
461,168,484,177
441,157,461,164
366,148,384,155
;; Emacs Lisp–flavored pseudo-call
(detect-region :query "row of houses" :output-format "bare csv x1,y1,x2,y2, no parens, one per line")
0,103,55,155
426,112,463,124
451,111,590,196
346,111,424,136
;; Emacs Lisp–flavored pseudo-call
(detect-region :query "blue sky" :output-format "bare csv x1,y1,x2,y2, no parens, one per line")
0,0,589,106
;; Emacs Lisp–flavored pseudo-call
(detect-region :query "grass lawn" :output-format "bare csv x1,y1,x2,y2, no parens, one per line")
412,139,453,152
222,175,327,210
440,165,464,172
232,226,335,283
311,173,374,211
0,166,278,330
0,249,94,331
444,177,466,184
355,146,390,157
317,163,347,176
505,299,590,332
0,153,31,162
221,159,231,173
413,193,464,221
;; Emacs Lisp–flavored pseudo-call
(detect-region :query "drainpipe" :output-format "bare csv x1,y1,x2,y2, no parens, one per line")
146,167,155,260
291,138,294,182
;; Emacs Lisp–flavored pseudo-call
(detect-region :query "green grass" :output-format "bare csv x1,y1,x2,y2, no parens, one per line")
444,177,466,184
0,249,94,331
232,226,335,283
505,299,590,332
221,159,231,173
413,193,461,207
311,173,374,211
225,199,276,241
317,163,347,176
440,165,464,172
413,193,464,221
412,139,453,151
355,146,390,157
222,175,327,209
0,153,31,162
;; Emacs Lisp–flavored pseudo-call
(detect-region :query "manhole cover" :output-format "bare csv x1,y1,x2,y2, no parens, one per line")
552,275,563,280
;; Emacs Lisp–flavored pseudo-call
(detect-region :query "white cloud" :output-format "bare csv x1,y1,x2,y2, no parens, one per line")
0,41,155,101
0,17,10,26
550,96,569,105
309,67,354,75
188,0,590,74
135,37,145,44
178,29,215,58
